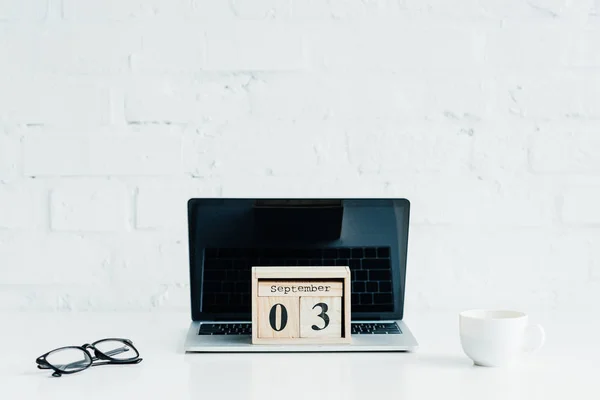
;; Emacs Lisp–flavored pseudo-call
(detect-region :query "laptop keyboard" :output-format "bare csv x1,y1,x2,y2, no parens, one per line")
202,246,394,314
199,323,252,335
198,322,402,335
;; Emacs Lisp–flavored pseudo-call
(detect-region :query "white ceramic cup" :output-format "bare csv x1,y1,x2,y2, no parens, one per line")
459,309,545,367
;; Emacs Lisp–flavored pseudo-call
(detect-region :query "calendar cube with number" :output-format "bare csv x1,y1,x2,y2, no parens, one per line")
251,266,352,344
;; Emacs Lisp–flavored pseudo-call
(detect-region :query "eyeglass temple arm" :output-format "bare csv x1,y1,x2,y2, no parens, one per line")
59,346,133,370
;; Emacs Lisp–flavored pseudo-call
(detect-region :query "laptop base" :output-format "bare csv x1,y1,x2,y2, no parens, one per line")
184,320,418,352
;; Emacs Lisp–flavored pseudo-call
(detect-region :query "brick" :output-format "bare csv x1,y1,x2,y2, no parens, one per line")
530,123,600,173
124,76,252,123
578,71,600,118
0,183,45,229
494,73,593,120
130,25,205,73
22,133,88,176
189,0,234,19
50,180,130,231
407,226,588,310
110,237,189,284
562,187,600,225
0,24,137,75
124,78,200,124
0,132,20,182
22,127,183,176
62,0,192,21
470,121,531,179
0,233,111,284
422,175,557,227
408,175,556,227
136,181,202,229
246,72,492,121
291,0,404,19
572,29,600,67
345,120,473,174
182,119,347,179
399,0,484,17
0,75,110,126
479,0,595,21
205,22,306,71
229,0,291,18
192,0,292,19
309,23,482,71
0,0,48,21
484,27,578,70
89,128,183,176
591,234,600,280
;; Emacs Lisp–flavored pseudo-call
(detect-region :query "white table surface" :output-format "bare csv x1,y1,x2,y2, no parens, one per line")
0,311,598,400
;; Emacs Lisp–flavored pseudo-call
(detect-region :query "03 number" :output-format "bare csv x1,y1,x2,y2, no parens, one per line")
268,302,330,332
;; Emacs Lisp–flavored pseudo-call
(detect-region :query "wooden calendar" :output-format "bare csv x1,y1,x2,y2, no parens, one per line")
251,266,352,344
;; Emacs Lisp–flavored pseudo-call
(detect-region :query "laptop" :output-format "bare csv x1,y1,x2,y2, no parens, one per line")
184,198,418,352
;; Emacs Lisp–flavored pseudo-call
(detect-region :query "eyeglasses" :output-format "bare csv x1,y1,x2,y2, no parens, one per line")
36,338,142,377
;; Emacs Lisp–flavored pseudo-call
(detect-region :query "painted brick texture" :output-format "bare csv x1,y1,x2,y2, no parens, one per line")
0,0,599,312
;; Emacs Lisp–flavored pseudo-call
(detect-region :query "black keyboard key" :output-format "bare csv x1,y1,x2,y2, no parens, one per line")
348,259,361,269
374,293,393,304
241,294,250,305
355,270,368,281
203,293,215,305
377,247,390,258
198,323,219,333
322,259,336,266
338,248,351,258
218,248,237,258
369,270,391,281
261,249,276,258
364,248,377,258
360,293,373,304
351,294,359,305
232,260,248,270
351,248,364,258
335,258,349,266
203,281,221,292
379,281,392,292
308,249,323,258
366,282,378,292
203,269,227,281
215,293,229,304
226,270,239,281
362,259,390,269
353,281,366,293
323,249,337,258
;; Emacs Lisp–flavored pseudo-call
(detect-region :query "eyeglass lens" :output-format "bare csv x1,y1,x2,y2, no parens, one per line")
46,348,92,372
94,339,138,360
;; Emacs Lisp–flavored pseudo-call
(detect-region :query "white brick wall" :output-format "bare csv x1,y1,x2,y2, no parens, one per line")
1,0,599,312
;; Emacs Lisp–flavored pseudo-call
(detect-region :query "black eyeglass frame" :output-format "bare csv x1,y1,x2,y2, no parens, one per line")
36,338,142,377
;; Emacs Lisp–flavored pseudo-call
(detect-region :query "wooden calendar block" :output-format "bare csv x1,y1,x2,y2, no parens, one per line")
300,296,342,338
257,296,300,339
252,266,351,345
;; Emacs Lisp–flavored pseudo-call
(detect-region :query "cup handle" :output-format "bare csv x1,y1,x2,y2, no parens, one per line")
524,324,545,353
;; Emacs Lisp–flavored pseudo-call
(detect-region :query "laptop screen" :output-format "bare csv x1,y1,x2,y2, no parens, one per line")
187,199,410,322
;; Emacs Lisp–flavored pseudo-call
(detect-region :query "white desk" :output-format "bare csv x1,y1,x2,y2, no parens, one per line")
1,311,598,399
